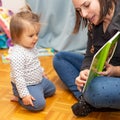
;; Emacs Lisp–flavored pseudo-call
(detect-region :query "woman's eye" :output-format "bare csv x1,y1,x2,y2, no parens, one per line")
84,2,90,8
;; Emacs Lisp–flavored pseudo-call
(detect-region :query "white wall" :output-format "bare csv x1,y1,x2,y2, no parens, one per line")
1,0,26,13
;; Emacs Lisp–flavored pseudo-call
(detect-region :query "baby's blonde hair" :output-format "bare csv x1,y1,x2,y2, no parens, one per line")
10,8,40,43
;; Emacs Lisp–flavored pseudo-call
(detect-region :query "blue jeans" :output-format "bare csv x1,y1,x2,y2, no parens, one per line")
53,51,84,98
53,51,120,109
11,78,56,111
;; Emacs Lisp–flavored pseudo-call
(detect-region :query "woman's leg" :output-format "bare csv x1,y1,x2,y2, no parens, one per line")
84,76,120,109
53,51,84,99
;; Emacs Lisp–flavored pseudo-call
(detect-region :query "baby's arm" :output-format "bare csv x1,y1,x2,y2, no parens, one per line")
10,50,30,98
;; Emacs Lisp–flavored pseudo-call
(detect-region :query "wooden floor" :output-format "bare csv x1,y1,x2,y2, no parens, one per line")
0,49,120,120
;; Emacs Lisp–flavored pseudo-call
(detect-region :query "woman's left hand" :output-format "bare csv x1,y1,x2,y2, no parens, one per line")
98,63,120,76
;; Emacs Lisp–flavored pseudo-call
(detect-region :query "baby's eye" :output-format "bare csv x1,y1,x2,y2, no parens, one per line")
36,32,39,36
29,34,34,37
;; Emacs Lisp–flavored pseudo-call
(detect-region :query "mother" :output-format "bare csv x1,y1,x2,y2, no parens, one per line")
53,0,120,116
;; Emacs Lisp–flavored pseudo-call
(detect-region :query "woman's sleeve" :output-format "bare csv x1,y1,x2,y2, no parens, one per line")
80,32,94,70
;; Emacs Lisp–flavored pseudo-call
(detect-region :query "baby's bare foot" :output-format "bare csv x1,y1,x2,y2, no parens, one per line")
10,96,18,102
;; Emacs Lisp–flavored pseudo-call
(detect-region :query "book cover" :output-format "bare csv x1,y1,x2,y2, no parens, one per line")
83,31,120,92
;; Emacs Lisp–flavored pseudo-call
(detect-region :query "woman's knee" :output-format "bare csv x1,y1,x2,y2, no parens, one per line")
53,52,65,68
83,76,116,107
83,77,103,106
53,51,65,61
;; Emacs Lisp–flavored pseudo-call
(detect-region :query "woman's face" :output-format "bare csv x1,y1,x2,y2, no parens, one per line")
72,0,101,25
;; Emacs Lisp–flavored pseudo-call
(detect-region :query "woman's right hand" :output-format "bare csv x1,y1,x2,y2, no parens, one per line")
75,69,90,92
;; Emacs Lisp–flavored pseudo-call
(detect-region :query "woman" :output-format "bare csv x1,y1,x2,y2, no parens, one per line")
53,0,120,116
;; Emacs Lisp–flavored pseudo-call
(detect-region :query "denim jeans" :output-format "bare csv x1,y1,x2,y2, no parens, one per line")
53,51,120,109
11,78,56,111
53,51,84,98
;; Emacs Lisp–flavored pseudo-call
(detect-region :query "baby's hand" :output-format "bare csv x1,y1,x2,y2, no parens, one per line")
22,95,35,106
42,72,48,79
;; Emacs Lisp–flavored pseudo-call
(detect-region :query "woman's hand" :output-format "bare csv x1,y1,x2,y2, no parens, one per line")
98,63,120,77
75,69,89,92
22,95,35,106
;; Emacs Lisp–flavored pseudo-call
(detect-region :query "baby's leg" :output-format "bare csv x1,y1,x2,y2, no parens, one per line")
17,85,46,111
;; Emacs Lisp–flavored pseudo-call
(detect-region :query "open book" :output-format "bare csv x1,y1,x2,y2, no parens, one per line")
83,31,120,92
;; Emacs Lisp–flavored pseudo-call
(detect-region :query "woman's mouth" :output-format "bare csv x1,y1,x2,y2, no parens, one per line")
89,15,95,23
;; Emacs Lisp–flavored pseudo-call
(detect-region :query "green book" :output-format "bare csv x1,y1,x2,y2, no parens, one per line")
83,31,120,92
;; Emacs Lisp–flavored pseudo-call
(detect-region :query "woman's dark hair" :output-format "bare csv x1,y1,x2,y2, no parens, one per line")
73,0,117,33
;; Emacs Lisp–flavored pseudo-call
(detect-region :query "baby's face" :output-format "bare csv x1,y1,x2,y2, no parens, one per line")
18,22,40,49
